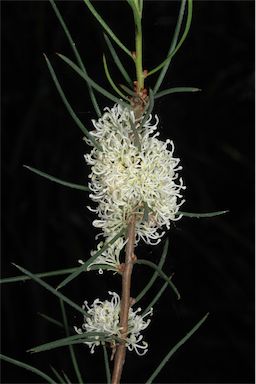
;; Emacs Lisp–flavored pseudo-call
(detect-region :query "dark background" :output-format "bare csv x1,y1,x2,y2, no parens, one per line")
2,1,254,383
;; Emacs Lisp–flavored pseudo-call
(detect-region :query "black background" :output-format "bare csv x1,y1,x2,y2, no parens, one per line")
2,1,254,383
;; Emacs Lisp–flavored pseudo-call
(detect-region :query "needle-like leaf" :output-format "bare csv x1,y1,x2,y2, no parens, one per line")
12,264,88,317
179,210,229,218
142,274,172,316
38,313,64,329
49,0,101,117
0,267,77,284
135,259,180,300
135,238,169,304
57,53,130,108
28,332,107,353
23,165,89,192
146,313,209,383
57,228,126,290
83,0,133,59
104,34,133,86
0,354,56,384
60,300,84,384
103,345,111,384
154,87,201,99
119,84,136,97
44,54,101,150
103,54,128,100
50,366,66,384
147,0,193,78
153,0,186,93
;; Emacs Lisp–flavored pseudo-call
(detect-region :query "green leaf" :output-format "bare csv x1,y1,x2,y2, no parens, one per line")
103,345,111,384
119,84,136,97
146,313,209,384
103,54,128,100
135,259,181,300
179,210,229,218
49,0,101,117
62,371,72,384
23,165,89,192
57,53,130,109
147,0,193,77
60,300,84,384
142,274,172,316
136,238,169,304
0,354,56,384
83,0,133,59
0,267,77,284
43,54,101,150
154,87,201,99
57,228,126,290
104,34,133,86
38,313,64,329
50,366,66,384
28,332,107,353
12,264,88,317
153,0,186,93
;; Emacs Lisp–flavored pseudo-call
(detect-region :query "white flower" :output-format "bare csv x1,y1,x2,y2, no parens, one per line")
74,291,152,355
84,103,185,269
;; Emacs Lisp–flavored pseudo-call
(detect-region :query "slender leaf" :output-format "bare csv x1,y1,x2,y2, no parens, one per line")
49,0,101,117
62,371,72,384
136,238,169,304
44,54,101,150
103,54,128,99
0,267,77,284
57,53,130,108
142,275,172,316
28,332,107,353
0,354,56,384
38,313,64,329
119,84,136,97
147,0,193,77
104,34,133,86
83,0,133,59
103,345,111,384
154,87,201,99
146,313,209,384
12,264,88,317
179,210,229,218
57,228,126,290
153,0,186,93
60,300,83,384
24,165,89,191
135,259,180,300
50,366,66,384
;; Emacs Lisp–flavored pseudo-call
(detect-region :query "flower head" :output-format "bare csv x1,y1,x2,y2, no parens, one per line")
84,103,185,269
74,291,152,355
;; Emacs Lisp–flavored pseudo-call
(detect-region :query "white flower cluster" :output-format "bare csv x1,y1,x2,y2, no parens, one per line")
74,291,152,355
83,103,185,270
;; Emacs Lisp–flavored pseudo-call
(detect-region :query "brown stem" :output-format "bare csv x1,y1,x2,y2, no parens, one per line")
111,214,136,384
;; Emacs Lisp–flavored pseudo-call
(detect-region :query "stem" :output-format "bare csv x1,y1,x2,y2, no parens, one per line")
135,24,144,92
111,215,136,384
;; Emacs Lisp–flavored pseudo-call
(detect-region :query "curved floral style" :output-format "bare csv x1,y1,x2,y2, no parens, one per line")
74,291,153,355
84,103,186,269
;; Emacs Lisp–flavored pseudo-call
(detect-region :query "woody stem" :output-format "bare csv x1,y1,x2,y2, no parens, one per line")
111,215,136,384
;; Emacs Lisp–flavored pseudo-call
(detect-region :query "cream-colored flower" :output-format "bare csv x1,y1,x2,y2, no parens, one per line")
74,291,152,355
83,103,185,269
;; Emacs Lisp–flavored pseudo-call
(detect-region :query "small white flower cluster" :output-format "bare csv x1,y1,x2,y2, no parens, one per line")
74,291,152,355
83,103,185,270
